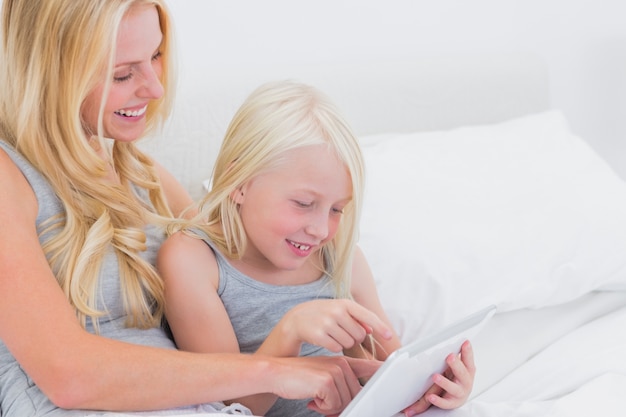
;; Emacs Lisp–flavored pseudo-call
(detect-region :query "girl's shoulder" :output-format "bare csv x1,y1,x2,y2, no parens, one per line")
158,229,221,290
159,229,216,262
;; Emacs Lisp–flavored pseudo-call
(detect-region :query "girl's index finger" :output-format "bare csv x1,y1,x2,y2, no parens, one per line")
348,302,393,341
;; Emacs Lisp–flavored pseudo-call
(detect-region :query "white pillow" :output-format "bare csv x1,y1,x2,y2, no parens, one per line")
358,110,626,343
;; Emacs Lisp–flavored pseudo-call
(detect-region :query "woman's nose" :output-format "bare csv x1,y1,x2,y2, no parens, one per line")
138,65,164,99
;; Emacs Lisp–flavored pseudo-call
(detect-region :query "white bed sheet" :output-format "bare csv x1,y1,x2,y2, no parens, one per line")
471,290,626,397
422,291,626,417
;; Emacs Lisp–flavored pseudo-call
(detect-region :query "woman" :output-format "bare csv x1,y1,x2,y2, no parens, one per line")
0,1,379,415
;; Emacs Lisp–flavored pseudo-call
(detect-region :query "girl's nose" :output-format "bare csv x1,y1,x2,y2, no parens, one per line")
304,211,329,240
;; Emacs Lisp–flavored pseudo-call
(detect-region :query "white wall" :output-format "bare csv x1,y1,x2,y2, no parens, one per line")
168,0,626,179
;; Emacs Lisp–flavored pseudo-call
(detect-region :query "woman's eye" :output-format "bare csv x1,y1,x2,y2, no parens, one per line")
114,72,133,83
152,50,162,62
331,207,345,214
294,200,312,208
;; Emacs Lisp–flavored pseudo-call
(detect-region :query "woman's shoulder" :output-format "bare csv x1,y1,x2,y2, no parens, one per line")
0,145,39,222
151,159,195,218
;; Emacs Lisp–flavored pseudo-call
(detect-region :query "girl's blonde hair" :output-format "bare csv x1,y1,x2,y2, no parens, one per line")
0,0,176,330
187,80,365,297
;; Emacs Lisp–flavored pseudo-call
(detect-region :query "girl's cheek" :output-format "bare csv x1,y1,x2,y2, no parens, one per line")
326,218,342,240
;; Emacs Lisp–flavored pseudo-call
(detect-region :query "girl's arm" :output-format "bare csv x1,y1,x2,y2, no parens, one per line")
348,246,476,415
158,231,280,415
0,149,371,415
158,231,239,353
348,247,403,360
258,298,392,358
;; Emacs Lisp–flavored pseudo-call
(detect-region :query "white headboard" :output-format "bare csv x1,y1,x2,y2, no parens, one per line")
141,52,551,200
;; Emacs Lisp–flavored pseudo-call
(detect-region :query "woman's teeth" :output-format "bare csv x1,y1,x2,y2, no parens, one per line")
115,105,147,117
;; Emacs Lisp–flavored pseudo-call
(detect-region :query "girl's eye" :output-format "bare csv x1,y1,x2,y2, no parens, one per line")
332,207,345,215
294,200,312,208
151,50,162,62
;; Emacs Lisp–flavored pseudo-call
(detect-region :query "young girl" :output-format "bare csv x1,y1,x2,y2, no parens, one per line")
0,2,378,415
158,80,476,417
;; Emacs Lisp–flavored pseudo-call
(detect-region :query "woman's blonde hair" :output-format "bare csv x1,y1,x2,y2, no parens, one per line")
0,0,176,330
186,80,365,298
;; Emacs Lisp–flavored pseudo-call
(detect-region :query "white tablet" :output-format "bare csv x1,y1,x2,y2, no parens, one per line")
339,304,497,417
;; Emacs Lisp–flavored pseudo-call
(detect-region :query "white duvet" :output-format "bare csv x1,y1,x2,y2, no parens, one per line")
423,304,626,417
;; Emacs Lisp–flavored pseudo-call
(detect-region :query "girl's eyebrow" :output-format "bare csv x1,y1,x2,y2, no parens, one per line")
299,190,353,205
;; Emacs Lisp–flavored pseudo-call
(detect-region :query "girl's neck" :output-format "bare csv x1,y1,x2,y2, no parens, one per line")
230,255,325,287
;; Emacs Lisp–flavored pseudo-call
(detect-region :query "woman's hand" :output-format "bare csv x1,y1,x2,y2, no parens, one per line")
258,299,393,357
402,340,476,416
267,355,382,416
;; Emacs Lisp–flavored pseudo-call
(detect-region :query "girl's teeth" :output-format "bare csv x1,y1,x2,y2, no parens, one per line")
291,241,311,250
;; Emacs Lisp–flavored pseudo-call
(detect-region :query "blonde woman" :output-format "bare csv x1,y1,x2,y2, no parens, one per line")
158,81,476,417
0,1,380,416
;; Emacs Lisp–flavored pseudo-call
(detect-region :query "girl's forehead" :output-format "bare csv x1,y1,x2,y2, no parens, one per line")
279,144,342,164
252,145,352,193
256,146,341,177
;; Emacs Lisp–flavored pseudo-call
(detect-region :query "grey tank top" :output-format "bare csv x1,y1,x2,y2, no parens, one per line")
197,231,340,417
0,141,187,416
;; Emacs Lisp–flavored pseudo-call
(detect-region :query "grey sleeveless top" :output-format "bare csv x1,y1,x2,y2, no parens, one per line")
0,141,216,416
197,231,340,417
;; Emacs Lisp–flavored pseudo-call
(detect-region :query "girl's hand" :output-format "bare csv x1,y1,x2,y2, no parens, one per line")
402,340,476,416
259,299,393,357
287,299,393,352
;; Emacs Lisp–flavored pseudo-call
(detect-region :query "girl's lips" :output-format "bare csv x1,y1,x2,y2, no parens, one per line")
287,239,314,257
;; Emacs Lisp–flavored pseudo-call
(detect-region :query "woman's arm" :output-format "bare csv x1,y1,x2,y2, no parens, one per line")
0,149,373,415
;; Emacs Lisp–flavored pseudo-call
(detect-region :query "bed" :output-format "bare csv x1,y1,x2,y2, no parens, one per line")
139,47,626,416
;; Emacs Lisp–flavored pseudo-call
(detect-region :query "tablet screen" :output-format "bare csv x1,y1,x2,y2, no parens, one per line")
339,305,497,417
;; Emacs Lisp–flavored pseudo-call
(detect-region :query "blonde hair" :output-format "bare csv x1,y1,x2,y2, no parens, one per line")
0,0,177,330
184,80,365,298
